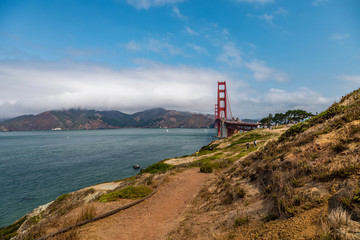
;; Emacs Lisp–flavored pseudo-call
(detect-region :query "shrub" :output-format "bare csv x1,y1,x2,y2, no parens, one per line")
200,164,213,173
56,193,70,202
331,143,348,153
309,105,346,125
0,216,27,240
142,162,173,174
79,204,96,221
317,164,359,182
234,216,249,227
262,213,279,222
29,215,40,224
237,188,245,198
198,143,219,156
99,185,152,202
85,188,95,195
292,178,302,188
340,197,352,210
221,191,234,205
279,121,310,142
353,189,360,203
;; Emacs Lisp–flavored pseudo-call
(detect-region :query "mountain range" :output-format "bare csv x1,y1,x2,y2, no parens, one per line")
0,108,215,132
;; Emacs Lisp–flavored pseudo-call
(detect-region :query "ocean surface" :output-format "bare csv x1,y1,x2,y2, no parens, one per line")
0,128,216,227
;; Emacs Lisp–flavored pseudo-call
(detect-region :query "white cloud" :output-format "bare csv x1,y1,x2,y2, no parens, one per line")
126,0,184,9
260,14,273,22
337,75,360,84
125,41,142,51
234,0,274,4
187,44,207,54
217,42,243,67
147,38,182,55
0,60,333,119
330,33,350,41
259,87,331,114
247,7,288,24
185,26,199,36
226,87,331,118
245,60,289,82
312,0,329,7
0,61,228,118
217,43,288,82
173,7,186,20
264,88,328,104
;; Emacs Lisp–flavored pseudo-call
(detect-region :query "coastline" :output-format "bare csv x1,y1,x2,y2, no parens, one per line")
0,128,216,230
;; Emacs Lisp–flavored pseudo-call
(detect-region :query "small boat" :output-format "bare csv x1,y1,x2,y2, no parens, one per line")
133,164,140,169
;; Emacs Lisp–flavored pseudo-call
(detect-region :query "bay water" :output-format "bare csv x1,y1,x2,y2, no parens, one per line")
0,128,216,227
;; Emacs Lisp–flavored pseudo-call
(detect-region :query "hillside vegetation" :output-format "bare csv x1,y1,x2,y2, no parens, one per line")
2,88,359,240
169,88,360,239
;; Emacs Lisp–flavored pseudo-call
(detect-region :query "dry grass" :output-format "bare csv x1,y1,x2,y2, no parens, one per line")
78,204,96,222
49,229,78,240
328,207,351,228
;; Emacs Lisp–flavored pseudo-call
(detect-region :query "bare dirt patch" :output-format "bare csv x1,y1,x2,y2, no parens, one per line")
76,168,212,240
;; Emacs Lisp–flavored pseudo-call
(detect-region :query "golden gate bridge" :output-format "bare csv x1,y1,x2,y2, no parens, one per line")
215,81,259,138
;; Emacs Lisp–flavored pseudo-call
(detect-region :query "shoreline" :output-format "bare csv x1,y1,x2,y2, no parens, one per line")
1,128,216,229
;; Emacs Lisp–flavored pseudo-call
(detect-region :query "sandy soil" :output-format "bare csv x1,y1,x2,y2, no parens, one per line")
84,182,121,191
77,168,211,240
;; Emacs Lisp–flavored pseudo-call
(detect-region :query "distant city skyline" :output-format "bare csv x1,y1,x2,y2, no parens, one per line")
0,0,359,119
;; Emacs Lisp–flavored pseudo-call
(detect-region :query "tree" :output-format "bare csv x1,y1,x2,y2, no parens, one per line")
260,116,272,128
261,109,314,127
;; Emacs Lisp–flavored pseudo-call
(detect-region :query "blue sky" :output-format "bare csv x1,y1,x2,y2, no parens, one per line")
0,0,359,119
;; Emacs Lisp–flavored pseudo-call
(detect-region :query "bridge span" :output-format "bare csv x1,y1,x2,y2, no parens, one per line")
215,81,259,138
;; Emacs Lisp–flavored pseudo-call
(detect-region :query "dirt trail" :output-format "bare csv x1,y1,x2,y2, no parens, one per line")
77,168,211,240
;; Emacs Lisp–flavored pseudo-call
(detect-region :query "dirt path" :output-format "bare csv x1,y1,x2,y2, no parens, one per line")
77,168,211,240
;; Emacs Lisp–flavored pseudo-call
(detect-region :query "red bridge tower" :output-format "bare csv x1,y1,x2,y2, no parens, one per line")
215,81,259,138
215,81,227,137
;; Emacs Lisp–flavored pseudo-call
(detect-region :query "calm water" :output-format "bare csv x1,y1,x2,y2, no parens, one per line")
0,128,216,227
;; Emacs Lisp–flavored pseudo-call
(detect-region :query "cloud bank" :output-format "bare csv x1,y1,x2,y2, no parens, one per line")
0,60,331,119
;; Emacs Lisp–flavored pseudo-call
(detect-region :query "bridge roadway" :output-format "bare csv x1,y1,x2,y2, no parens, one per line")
218,119,259,137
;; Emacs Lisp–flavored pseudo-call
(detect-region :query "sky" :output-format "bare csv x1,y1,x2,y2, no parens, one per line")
0,0,359,119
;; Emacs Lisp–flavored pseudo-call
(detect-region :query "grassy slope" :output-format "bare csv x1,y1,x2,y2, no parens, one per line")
169,88,360,240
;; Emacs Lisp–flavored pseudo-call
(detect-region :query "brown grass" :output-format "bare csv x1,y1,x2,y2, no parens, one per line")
78,204,96,222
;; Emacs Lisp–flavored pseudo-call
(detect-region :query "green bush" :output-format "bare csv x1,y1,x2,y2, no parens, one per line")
353,189,360,203
56,193,70,202
309,105,345,125
0,217,27,240
99,185,152,202
142,162,173,174
198,143,219,156
317,165,359,182
234,216,249,227
200,164,213,173
279,121,310,142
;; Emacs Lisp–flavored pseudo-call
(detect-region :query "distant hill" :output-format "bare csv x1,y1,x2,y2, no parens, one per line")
0,108,215,132
241,118,259,123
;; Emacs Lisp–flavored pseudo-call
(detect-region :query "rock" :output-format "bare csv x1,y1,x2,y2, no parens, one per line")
328,188,352,211
328,188,360,221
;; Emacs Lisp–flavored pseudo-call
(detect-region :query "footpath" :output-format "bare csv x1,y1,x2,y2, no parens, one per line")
77,168,211,240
